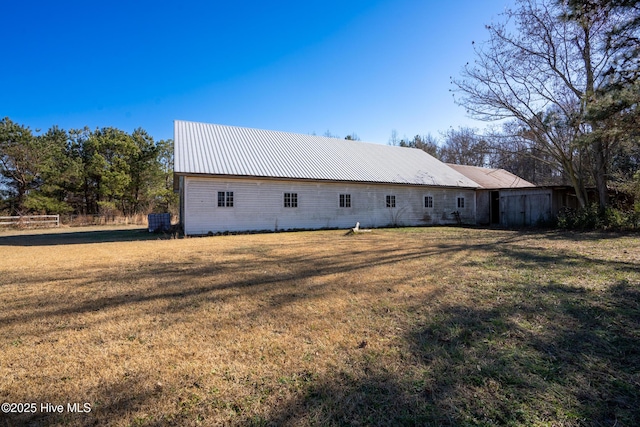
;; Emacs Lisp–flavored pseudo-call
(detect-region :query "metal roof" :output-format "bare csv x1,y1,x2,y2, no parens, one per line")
446,164,536,189
174,121,480,188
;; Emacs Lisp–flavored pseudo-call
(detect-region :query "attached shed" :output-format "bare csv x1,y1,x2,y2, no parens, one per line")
174,121,480,235
448,164,553,227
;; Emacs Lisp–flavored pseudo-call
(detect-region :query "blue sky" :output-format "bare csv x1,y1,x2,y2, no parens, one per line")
1,0,513,144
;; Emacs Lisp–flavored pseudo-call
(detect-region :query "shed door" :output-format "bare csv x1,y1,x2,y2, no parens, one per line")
501,192,551,227
527,193,551,225
501,195,526,227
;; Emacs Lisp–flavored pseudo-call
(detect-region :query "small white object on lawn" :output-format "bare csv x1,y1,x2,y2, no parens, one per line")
352,222,371,233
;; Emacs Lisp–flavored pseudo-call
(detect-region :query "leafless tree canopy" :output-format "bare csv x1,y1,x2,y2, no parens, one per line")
453,0,639,208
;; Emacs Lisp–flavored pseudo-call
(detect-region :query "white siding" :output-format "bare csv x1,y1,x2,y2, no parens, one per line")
183,176,476,235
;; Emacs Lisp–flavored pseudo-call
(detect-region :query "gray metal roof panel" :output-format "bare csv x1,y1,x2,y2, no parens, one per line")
174,121,480,188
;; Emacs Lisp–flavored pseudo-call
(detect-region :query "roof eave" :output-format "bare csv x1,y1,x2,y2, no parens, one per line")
174,172,479,189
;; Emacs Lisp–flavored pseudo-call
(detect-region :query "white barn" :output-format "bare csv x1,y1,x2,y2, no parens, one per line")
174,121,480,236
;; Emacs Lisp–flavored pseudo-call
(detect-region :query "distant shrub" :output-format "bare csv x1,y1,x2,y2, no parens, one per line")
557,203,640,230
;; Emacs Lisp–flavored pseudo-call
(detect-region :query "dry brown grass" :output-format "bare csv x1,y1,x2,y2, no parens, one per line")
61,214,151,227
0,227,639,426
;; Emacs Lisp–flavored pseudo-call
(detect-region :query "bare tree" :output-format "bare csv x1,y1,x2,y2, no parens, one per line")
452,0,637,208
486,122,564,185
388,130,441,158
440,127,488,166
412,134,440,158
388,130,399,146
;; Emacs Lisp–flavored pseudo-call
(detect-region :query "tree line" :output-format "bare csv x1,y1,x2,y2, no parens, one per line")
3,1,637,220
393,0,639,213
0,117,176,217
390,126,585,187
453,0,639,209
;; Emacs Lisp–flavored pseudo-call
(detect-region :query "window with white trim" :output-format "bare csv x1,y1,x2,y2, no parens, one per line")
284,192,298,208
386,195,396,208
218,191,233,207
424,196,433,208
457,197,465,209
339,194,351,208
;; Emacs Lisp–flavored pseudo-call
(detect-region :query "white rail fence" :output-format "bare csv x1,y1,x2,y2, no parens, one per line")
0,215,60,228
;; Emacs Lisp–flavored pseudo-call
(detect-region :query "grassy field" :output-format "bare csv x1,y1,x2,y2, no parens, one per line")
0,226,639,426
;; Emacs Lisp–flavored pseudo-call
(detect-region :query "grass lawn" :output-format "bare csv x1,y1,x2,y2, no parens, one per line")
0,226,639,426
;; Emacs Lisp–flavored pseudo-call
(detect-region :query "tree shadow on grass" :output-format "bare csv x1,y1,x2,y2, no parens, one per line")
248,372,443,427
2,230,639,426
246,281,640,426
0,228,170,246
1,373,158,427
541,229,638,242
